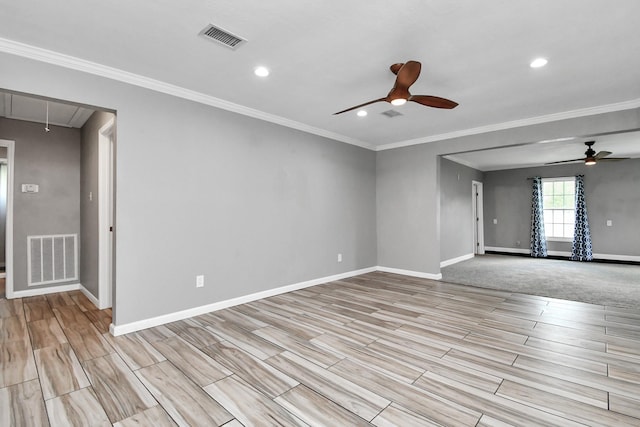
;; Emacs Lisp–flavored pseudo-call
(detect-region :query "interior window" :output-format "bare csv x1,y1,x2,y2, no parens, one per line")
542,178,575,240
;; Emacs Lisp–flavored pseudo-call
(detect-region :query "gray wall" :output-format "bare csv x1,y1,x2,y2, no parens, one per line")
377,108,640,276
0,52,377,326
80,111,115,299
439,158,484,262
483,159,640,256
0,117,81,290
376,144,440,273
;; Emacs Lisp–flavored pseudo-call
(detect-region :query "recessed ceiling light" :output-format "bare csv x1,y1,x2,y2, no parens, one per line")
254,66,269,77
357,110,367,117
530,58,548,68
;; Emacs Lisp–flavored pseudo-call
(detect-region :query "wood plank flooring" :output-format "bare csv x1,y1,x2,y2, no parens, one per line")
2,271,640,426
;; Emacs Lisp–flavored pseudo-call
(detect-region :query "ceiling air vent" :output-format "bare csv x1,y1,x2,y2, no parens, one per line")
381,110,403,118
199,24,246,49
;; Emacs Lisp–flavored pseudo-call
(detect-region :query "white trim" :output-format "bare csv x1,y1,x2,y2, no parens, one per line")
548,250,572,257
546,237,573,243
0,140,14,299
79,284,100,309
0,37,373,151
12,282,81,298
485,246,640,262
98,117,115,310
472,180,485,255
376,99,640,151
0,272,5,279
110,266,377,336
485,246,530,255
440,253,475,268
594,253,640,263
542,176,575,182
376,266,442,280
3,37,639,153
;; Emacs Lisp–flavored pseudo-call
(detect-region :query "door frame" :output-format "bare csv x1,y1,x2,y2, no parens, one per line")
472,180,485,255
0,139,15,298
98,118,115,309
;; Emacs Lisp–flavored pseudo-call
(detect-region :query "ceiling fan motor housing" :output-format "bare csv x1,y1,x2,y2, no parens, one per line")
584,141,596,157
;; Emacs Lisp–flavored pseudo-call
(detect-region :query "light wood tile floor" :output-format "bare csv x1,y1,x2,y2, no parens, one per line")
2,271,640,426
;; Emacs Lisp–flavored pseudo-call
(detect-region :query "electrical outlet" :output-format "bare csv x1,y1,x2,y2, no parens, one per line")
606,220,613,227
196,275,204,288
493,218,498,225
337,253,343,263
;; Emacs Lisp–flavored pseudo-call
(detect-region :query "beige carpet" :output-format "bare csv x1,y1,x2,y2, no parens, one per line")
441,254,640,309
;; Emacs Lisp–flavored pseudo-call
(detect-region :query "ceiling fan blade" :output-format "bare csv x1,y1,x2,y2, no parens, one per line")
333,98,386,115
597,157,631,161
409,95,459,109
594,150,612,160
395,61,421,89
545,158,584,165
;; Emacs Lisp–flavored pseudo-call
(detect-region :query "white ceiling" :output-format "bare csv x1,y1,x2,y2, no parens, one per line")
0,92,94,129
444,131,640,171
1,1,639,162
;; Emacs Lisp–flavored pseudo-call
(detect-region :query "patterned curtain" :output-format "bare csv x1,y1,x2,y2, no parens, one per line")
571,175,593,261
530,176,548,257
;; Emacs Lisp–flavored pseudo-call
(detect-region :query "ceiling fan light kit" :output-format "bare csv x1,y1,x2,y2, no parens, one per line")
334,60,458,115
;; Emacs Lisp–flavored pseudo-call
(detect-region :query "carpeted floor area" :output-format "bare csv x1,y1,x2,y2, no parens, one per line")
441,254,640,309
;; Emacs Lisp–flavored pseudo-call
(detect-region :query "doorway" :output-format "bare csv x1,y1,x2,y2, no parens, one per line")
472,180,485,255
0,139,14,299
98,117,115,309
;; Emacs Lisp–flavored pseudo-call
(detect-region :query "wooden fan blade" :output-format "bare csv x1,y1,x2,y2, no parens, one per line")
333,98,386,115
409,95,459,109
545,158,584,165
395,61,421,89
594,150,612,160
597,157,630,161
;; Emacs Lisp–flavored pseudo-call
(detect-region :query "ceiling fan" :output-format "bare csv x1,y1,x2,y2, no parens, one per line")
546,141,630,166
333,60,458,115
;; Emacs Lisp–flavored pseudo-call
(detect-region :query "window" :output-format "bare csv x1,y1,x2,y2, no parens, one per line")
542,178,575,240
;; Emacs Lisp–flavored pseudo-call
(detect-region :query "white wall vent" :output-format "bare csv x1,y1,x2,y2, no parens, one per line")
199,24,246,49
28,234,78,286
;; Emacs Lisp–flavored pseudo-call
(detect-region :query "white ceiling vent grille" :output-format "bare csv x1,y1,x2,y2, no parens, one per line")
199,24,246,49
381,110,403,118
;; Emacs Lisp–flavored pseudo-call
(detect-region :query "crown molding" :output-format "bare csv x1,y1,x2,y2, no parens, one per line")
0,38,374,151
3,37,639,154
376,98,640,151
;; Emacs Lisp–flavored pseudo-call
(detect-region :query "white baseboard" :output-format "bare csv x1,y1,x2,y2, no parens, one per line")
79,285,100,309
376,266,442,281
485,246,530,255
440,253,475,268
11,282,81,298
111,266,378,336
548,250,572,257
485,246,640,262
593,253,640,262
